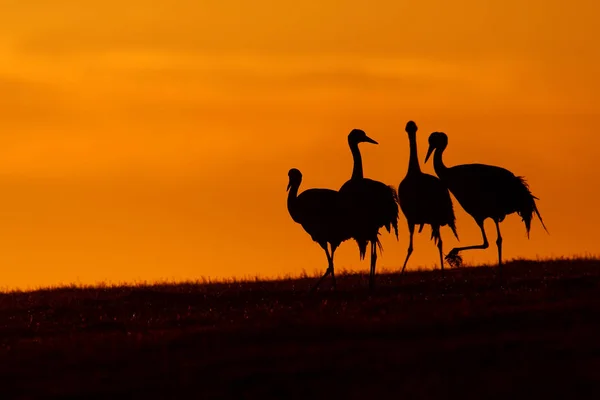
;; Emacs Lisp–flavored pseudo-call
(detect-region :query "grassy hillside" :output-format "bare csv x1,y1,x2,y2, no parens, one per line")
1,258,599,399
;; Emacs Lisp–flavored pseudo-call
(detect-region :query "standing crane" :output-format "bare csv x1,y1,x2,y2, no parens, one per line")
424,131,547,273
338,129,399,291
398,121,458,274
286,168,352,291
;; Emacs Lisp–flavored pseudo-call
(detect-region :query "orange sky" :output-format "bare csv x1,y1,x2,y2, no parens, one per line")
1,0,599,290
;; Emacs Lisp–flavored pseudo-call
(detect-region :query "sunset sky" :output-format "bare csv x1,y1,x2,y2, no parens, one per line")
1,0,599,289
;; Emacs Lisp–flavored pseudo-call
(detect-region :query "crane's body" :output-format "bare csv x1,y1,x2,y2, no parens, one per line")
287,168,352,290
425,131,547,271
398,122,458,273
338,129,399,290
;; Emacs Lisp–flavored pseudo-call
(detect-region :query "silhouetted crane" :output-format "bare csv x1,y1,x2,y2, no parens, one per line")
286,168,352,291
398,121,458,274
338,129,399,290
424,131,548,273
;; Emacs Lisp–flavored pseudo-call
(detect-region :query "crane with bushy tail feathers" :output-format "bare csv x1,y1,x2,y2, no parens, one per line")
338,129,399,291
424,131,548,273
398,121,459,274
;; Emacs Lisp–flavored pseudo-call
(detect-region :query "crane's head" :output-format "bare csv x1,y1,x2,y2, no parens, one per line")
425,131,448,163
405,120,418,135
348,129,378,145
287,168,302,191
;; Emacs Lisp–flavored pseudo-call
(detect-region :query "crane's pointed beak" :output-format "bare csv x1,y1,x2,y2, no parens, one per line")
364,135,378,145
286,182,291,192
424,145,434,163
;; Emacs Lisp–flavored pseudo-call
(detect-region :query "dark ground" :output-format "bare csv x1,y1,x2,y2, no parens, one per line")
1,258,600,399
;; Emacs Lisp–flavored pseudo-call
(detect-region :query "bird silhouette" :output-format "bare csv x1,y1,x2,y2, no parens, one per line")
338,129,399,290
424,131,548,272
286,168,352,291
398,121,458,274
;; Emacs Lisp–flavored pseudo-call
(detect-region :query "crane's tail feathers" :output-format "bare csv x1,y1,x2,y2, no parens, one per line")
376,236,384,254
430,220,459,244
449,220,459,241
389,184,400,204
356,239,368,260
516,176,548,238
446,194,459,241
387,185,400,240
430,225,441,245
533,201,549,234
384,221,399,240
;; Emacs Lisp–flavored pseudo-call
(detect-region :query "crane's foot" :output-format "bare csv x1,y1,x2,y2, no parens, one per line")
445,250,463,268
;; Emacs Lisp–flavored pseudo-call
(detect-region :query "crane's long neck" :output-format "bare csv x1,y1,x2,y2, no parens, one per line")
433,146,449,179
287,184,301,223
349,141,363,180
407,133,421,174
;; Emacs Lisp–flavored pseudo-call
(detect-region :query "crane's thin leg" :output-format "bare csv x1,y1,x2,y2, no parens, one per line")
494,220,503,266
494,220,503,279
446,219,489,266
437,235,444,276
369,241,377,291
400,224,415,274
310,244,333,292
330,244,338,290
369,242,373,289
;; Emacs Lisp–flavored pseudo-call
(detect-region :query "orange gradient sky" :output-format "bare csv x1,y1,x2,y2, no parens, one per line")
1,0,599,289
